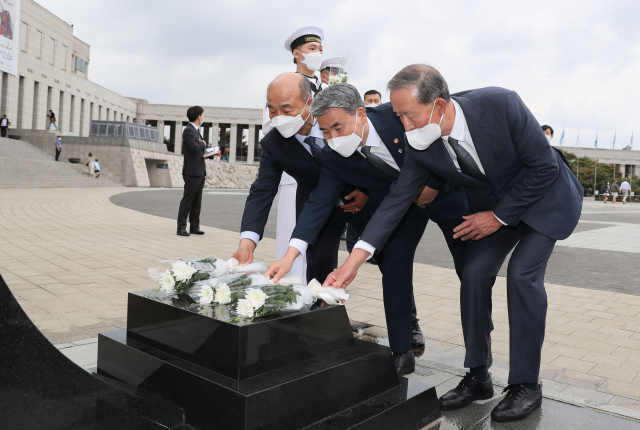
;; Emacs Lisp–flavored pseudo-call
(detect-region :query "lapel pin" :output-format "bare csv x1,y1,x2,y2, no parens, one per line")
394,138,399,144
398,149,403,153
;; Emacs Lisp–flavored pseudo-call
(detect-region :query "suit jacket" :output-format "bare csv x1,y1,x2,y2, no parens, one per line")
361,87,583,250
240,128,358,241
292,102,468,249
181,124,206,177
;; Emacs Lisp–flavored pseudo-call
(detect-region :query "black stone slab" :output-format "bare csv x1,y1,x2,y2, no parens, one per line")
127,291,356,380
0,274,188,430
98,329,401,430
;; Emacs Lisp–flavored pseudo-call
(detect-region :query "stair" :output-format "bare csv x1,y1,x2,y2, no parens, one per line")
0,136,122,188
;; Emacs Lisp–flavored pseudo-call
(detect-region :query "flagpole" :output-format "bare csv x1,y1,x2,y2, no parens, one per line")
594,159,598,198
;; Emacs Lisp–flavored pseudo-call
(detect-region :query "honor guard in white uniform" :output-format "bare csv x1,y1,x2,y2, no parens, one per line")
263,26,326,284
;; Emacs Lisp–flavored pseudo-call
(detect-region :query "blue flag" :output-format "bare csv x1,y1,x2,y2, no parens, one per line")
560,128,565,146
613,130,616,149
594,130,598,148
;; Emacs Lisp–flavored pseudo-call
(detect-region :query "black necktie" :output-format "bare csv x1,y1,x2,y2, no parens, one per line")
447,137,488,182
304,136,323,163
361,146,399,180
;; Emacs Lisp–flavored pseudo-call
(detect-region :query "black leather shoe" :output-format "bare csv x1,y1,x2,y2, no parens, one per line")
438,373,494,411
189,229,205,235
491,384,542,422
411,319,425,349
392,352,415,377
177,229,190,236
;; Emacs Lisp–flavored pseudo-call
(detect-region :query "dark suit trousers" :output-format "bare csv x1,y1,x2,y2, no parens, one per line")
1,126,7,137
306,207,369,285
376,206,468,353
177,175,205,231
345,223,359,253
461,223,555,385
55,148,61,161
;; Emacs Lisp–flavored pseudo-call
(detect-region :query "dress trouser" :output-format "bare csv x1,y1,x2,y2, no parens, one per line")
306,207,369,285
460,222,556,384
1,126,7,137
376,205,468,353
55,149,61,161
345,224,359,253
177,175,205,231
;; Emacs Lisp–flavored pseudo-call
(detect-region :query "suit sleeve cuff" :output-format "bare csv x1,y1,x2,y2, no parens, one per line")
288,239,308,256
493,212,508,226
354,240,376,261
240,231,260,246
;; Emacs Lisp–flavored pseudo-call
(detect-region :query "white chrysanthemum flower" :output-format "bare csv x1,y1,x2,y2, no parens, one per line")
227,257,240,272
246,288,269,309
214,306,231,321
172,261,197,282
215,283,231,305
158,270,175,293
199,306,214,318
236,299,254,318
199,285,215,305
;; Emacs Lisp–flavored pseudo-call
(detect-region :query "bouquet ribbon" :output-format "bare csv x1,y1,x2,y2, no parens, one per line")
307,279,349,305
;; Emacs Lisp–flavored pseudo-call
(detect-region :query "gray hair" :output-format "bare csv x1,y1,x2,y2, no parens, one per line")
387,64,450,105
310,83,365,117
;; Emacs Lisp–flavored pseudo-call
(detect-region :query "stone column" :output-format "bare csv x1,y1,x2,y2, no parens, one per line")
211,123,219,147
32,82,47,130
61,91,72,132
81,99,91,137
17,76,35,129
157,120,165,143
229,123,238,163
1,73,19,127
174,121,182,155
247,125,256,164
49,88,60,131
70,95,81,135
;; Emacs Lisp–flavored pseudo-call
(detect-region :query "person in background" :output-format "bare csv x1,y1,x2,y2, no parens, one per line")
541,125,554,143
1,115,8,137
602,181,611,203
363,90,382,107
320,56,346,85
93,159,100,178
611,179,620,204
620,178,632,204
48,110,58,130
85,152,94,176
55,136,62,161
221,147,229,162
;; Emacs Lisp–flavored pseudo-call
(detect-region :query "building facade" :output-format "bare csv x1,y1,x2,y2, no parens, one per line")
554,146,640,177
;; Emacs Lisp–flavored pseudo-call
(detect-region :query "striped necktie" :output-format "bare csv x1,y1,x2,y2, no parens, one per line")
304,136,322,163
447,137,488,182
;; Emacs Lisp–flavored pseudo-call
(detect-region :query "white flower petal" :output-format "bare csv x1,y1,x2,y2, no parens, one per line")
236,299,254,318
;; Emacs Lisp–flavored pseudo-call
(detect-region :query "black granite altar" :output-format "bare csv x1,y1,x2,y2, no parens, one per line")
95,290,442,430
127,291,356,380
0,274,192,429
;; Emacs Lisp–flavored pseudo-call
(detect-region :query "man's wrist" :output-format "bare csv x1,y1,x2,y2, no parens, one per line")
239,238,256,252
347,248,370,268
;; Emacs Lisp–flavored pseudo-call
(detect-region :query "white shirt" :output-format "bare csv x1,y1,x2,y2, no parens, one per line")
289,119,393,256
620,181,632,191
1,118,7,126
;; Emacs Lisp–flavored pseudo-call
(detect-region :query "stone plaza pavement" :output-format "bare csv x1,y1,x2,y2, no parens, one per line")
2,187,640,421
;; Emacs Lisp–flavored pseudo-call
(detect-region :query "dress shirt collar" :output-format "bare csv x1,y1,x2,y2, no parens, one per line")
363,119,381,148
190,122,200,131
442,99,465,143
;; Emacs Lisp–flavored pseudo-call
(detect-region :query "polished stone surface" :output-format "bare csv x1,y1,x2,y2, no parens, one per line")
98,329,406,430
0,274,190,429
127,291,356,380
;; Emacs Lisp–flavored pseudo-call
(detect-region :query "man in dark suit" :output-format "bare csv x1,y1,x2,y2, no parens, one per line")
232,73,369,283
177,106,207,236
265,84,468,376
326,65,583,422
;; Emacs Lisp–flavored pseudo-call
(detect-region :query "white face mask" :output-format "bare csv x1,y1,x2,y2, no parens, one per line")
328,114,364,157
546,135,552,142
405,101,445,151
365,104,379,108
297,51,323,72
271,98,312,138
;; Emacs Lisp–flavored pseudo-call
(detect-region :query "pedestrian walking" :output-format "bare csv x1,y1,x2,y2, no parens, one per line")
47,110,58,130
620,178,632,204
93,159,100,178
611,179,620,204
55,136,62,161
85,152,94,176
1,115,9,137
602,182,611,203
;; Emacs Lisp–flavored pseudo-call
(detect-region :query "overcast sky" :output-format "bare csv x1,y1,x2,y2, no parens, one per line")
36,0,639,150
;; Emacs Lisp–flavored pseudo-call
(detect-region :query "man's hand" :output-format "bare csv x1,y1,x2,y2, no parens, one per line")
264,247,301,282
414,186,438,205
341,189,368,214
453,211,503,241
232,238,256,265
323,248,370,288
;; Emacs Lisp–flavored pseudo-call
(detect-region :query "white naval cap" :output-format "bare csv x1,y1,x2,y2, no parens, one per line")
320,56,347,71
284,26,324,52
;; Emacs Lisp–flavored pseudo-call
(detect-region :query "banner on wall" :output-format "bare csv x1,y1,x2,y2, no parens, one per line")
0,0,20,76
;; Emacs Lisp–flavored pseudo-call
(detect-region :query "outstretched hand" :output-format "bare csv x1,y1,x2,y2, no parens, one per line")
232,238,256,266
453,211,503,241
323,248,370,288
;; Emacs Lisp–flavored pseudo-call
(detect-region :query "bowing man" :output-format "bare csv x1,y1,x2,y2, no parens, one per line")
265,84,469,376
232,73,369,284
327,65,584,422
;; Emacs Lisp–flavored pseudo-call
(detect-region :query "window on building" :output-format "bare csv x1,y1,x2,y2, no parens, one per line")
36,30,43,59
20,22,29,53
49,37,57,66
75,57,87,74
